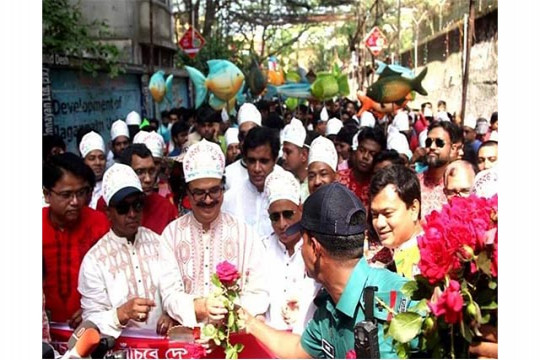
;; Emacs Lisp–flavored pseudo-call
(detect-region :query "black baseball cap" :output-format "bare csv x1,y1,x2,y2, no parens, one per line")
299,183,367,236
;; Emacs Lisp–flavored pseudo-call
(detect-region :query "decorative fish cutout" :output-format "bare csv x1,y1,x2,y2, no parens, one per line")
285,70,302,83
367,67,427,104
356,90,414,118
285,97,299,111
276,83,312,99
310,71,350,101
247,58,267,97
165,74,174,104
149,70,166,103
185,60,245,109
375,60,415,79
267,69,285,86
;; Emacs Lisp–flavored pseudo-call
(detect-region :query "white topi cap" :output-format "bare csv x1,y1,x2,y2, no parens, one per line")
360,111,376,128
308,136,338,171
183,139,225,183
319,107,329,122
133,131,165,158
325,118,343,136
282,122,307,148
237,103,262,126
463,115,476,129
392,111,410,131
79,131,106,158
387,132,412,160
126,111,142,126
111,120,130,141
102,163,143,206
225,127,240,147
264,169,301,207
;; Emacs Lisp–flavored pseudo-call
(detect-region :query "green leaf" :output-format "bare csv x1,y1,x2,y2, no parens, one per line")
202,323,217,338
235,343,245,352
395,342,410,359
218,328,226,340
408,299,429,314
480,313,491,324
228,311,235,328
388,312,423,343
477,251,492,275
211,273,223,288
401,280,418,298
480,301,498,310
459,320,473,343
488,280,498,290
214,338,221,346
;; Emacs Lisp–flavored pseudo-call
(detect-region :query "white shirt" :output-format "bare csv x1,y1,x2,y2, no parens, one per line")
221,177,273,239
78,227,163,338
224,159,249,191
89,180,103,209
261,234,319,334
159,212,269,328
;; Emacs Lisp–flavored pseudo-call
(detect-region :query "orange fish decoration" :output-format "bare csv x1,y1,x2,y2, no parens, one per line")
267,69,285,86
356,90,413,119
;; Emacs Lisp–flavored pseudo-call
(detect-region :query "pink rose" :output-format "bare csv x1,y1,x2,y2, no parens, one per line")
216,261,240,285
346,349,356,359
428,280,464,324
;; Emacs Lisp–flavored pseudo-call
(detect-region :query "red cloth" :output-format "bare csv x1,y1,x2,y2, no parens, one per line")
413,114,429,134
337,168,371,208
42,207,110,322
96,192,177,235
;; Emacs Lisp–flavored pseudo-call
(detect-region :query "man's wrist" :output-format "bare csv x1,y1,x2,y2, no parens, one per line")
194,298,208,322
115,306,128,326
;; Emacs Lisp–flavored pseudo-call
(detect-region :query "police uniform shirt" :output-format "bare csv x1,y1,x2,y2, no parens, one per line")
300,257,415,359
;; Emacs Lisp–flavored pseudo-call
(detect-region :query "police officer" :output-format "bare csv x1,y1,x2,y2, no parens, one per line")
239,183,417,358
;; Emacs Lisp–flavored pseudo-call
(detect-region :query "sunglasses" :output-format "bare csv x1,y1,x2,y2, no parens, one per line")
114,198,145,215
425,137,445,148
269,210,295,222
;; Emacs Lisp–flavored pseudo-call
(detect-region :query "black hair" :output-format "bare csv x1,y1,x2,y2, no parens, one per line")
128,125,140,139
256,100,270,113
298,104,308,114
304,130,318,148
171,120,190,137
196,104,220,124
43,134,66,161
421,102,432,111
373,149,406,168
119,143,153,166
490,111,498,125
357,126,387,150
335,126,356,146
161,110,169,118
437,100,446,107
428,120,462,144
43,152,96,190
150,119,159,128
264,112,285,130
242,126,280,160
369,164,421,216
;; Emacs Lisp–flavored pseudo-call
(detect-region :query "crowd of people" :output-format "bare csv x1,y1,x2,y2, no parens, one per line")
42,96,498,358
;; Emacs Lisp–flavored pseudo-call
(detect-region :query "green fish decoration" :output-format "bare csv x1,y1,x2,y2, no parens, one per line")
310,71,350,101
367,67,428,104
285,97,299,111
247,58,267,97
285,70,301,83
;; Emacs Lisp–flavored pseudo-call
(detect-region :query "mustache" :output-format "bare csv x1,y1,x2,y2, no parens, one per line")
196,200,220,208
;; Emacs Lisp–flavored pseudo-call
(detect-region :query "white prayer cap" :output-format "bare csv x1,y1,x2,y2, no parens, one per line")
360,111,376,128
392,111,410,131
225,127,239,147
463,115,476,129
183,139,225,183
282,122,307,148
351,130,361,151
133,131,165,158
102,163,143,206
418,129,428,148
308,136,338,171
326,118,343,136
79,131,106,158
111,120,130,141
264,169,301,207
489,130,498,142
436,111,450,122
319,107,329,122
388,132,412,160
221,108,229,122
237,103,262,126
472,166,498,198
126,111,142,126
423,107,433,117
290,118,303,128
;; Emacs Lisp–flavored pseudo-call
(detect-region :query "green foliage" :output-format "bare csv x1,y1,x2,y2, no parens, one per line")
388,312,423,343
42,0,123,77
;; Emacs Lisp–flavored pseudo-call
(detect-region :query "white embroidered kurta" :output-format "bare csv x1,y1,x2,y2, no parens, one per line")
78,227,163,338
222,178,273,239
224,159,249,191
261,234,319,334
89,180,103,210
159,212,269,328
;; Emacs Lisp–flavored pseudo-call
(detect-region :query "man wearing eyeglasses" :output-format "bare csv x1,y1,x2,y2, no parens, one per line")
443,160,476,201
78,164,177,338
261,170,318,334
43,153,110,329
159,139,269,337
417,121,461,218
96,144,177,234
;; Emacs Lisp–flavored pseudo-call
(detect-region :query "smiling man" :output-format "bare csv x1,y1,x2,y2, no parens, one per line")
42,153,110,329
222,126,282,238
369,165,423,279
79,164,176,338
159,139,269,331
261,170,318,334
281,120,310,202
79,131,107,209
307,136,338,194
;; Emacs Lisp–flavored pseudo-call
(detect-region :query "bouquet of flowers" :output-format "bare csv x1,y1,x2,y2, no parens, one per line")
202,261,245,359
386,194,498,358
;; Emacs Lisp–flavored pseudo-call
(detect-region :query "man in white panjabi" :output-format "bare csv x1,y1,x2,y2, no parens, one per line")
262,170,319,334
78,163,176,338
159,139,269,329
79,131,107,209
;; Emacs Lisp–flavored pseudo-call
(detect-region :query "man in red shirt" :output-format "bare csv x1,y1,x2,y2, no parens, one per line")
338,127,386,207
97,144,177,234
42,153,110,328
